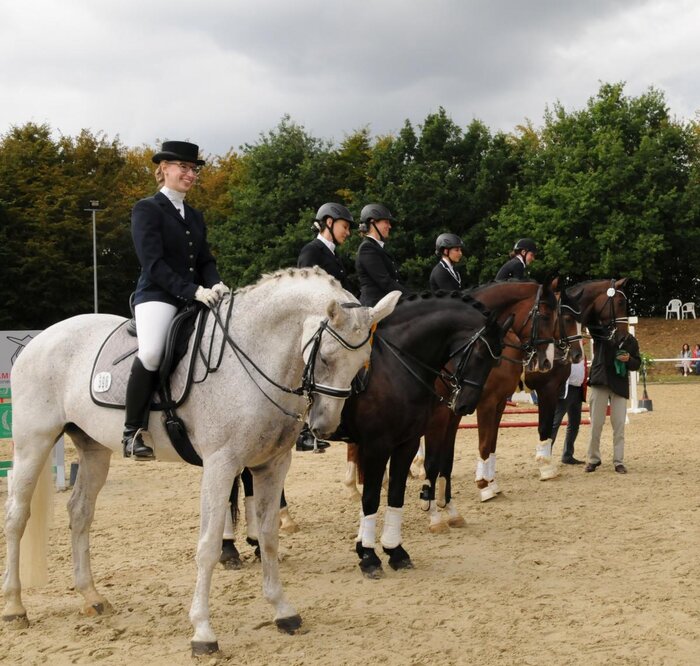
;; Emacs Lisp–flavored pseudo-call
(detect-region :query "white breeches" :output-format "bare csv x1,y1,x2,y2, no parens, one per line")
134,301,178,371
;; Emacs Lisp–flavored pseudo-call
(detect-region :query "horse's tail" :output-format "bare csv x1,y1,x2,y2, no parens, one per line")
19,456,53,588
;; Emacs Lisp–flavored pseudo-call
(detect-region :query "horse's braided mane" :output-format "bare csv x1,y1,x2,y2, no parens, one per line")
396,289,490,316
235,266,341,295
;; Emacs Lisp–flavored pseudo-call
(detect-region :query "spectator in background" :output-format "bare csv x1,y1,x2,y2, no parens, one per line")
679,343,692,376
692,343,700,375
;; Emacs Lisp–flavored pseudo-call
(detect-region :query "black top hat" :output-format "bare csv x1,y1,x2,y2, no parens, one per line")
152,140,205,165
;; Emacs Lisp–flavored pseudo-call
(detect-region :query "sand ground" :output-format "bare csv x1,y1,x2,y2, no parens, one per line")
1,384,699,665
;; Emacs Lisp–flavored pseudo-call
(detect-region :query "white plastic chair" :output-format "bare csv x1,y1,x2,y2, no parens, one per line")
665,299,682,319
681,302,696,319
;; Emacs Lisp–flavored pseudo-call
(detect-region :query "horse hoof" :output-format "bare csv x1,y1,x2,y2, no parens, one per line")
389,559,414,571
83,600,112,617
488,481,501,495
429,520,450,534
2,613,29,628
221,556,244,570
275,614,303,634
383,545,413,571
446,515,467,528
359,547,384,579
361,565,384,579
279,521,299,536
539,465,559,481
479,487,497,502
191,640,220,657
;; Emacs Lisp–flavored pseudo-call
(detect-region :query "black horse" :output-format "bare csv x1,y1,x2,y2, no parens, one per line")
344,292,510,577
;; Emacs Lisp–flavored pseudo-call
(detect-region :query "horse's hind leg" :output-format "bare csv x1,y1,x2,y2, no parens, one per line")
2,442,54,626
250,451,301,633
65,427,113,617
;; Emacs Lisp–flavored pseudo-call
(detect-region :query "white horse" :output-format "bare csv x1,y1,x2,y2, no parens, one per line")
2,267,399,656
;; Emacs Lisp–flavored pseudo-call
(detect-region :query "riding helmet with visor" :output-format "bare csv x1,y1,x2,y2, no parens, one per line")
513,238,537,254
435,233,464,256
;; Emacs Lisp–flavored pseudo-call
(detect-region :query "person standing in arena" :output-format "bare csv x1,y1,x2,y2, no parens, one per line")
355,203,411,307
430,233,464,292
585,330,641,474
295,202,354,451
123,140,228,460
551,357,587,464
495,238,538,280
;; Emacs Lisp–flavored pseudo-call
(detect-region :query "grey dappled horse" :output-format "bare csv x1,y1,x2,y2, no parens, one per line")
2,267,399,657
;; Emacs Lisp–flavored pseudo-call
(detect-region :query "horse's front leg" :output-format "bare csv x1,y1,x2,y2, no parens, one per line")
437,421,467,528
381,438,420,571
66,437,114,617
356,447,390,578
475,400,504,502
250,449,301,634
189,451,238,656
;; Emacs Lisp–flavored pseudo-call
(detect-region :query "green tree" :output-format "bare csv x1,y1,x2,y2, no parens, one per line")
493,83,698,313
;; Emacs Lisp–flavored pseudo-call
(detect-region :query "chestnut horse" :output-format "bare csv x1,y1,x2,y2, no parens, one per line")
524,278,630,474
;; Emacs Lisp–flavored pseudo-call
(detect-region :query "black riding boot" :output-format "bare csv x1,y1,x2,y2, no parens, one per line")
122,357,159,460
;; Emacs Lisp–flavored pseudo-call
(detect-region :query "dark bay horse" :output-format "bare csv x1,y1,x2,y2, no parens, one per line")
345,293,510,578
419,279,564,529
524,278,630,474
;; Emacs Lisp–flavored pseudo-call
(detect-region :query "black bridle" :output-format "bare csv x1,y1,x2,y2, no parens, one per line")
374,322,502,413
556,293,584,354
208,298,372,420
503,284,555,367
587,279,629,341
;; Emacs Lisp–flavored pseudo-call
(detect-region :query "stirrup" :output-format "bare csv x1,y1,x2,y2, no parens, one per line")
123,428,155,460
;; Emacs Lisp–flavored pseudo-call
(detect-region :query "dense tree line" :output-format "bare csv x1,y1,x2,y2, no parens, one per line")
1,83,698,329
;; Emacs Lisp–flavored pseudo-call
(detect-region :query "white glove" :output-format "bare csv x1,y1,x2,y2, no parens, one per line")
195,286,219,308
212,281,230,298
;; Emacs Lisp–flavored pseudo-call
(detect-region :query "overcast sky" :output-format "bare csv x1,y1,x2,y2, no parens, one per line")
2,0,698,158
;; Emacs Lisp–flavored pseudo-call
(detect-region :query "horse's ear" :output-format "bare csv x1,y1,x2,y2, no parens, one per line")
549,275,559,292
616,277,630,289
369,290,401,325
327,299,344,325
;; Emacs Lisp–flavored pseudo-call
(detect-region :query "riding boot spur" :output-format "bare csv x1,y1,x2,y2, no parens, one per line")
122,357,159,460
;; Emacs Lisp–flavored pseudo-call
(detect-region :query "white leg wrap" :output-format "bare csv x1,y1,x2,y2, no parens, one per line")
428,502,443,527
244,496,258,541
380,506,403,549
535,440,553,462
475,458,488,481
486,453,496,481
436,476,447,508
445,501,460,519
361,512,377,548
223,502,235,540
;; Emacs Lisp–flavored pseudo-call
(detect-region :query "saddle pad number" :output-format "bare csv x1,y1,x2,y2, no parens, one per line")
93,372,112,393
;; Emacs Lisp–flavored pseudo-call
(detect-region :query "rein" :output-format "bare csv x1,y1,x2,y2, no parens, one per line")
206,297,371,420
373,323,498,410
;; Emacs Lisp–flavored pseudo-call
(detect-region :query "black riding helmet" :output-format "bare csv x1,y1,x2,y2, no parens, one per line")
359,203,396,239
513,238,537,254
435,233,464,256
314,202,353,245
